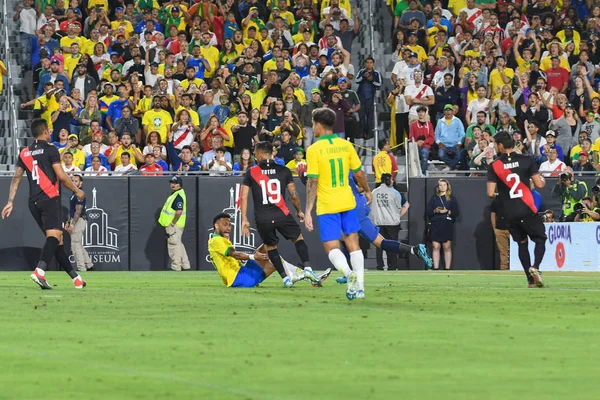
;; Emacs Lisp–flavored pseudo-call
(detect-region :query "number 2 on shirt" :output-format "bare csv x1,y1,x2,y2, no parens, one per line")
31,160,40,185
507,173,523,199
329,158,344,188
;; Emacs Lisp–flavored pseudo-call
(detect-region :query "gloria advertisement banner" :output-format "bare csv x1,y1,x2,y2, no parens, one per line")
510,222,600,272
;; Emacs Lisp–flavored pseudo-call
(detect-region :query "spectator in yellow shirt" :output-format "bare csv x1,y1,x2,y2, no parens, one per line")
372,139,398,185
285,148,306,177
142,96,174,142
0,60,7,94
488,56,514,100
199,33,220,79
110,7,134,38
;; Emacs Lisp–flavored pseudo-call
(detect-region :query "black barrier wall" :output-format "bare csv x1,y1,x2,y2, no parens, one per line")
0,176,330,271
407,176,599,270
2,176,597,271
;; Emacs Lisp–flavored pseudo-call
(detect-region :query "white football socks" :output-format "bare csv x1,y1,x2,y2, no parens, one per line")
350,250,365,291
328,248,352,277
281,258,299,278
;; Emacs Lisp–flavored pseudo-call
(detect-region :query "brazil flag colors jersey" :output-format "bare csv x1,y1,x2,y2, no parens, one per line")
208,233,242,287
306,134,362,216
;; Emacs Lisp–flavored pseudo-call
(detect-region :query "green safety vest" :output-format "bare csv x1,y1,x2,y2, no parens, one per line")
562,181,588,216
158,189,187,228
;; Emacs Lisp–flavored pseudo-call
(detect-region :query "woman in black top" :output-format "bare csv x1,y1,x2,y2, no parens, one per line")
426,179,460,270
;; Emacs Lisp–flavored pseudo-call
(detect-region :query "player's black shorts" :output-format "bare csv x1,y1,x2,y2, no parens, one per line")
256,214,301,246
508,213,547,243
29,197,63,232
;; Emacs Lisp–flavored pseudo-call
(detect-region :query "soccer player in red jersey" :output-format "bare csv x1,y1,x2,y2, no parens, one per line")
487,131,547,288
2,119,87,289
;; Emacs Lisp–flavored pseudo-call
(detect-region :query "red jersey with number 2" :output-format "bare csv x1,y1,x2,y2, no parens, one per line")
16,140,61,203
487,152,539,221
242,160,292,224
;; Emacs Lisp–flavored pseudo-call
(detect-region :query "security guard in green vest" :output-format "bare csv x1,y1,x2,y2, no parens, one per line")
552,172,588,220
158,176,191,271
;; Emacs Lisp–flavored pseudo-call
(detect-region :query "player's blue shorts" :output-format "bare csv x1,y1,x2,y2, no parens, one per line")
231,261,266,288
317,208,360,242
355,195,379,243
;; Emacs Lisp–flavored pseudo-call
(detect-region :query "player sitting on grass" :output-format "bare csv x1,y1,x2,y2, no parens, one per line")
209,213,324,288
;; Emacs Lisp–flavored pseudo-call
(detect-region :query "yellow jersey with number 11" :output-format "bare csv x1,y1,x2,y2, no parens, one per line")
306,134,362,216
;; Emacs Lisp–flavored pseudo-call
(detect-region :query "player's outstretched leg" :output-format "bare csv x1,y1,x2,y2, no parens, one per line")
293,236,319,284
55,244,86,289
30,235,60,290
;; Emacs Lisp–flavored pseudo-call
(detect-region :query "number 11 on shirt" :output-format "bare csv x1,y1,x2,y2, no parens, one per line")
329,158,344,188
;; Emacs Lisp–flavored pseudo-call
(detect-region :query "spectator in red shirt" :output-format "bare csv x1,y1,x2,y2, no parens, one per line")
545,56,569,94
140,153,164,175
409,106,435,175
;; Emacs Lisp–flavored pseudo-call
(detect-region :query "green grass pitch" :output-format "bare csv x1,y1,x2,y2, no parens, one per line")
1,270,599,400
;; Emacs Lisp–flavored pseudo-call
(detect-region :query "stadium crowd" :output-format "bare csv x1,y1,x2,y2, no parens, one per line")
386,0,600,176
15,0,376,176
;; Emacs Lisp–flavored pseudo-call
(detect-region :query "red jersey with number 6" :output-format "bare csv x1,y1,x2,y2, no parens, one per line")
487,152,539,221
16,140,61,203
242,160,292,223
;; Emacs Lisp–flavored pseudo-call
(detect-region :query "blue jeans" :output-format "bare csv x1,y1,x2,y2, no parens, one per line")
419,147,430,174
20,32,33,69
438,145,461,170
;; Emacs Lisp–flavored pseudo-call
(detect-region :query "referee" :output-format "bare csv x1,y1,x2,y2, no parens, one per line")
158,176,191,271
1,119,86,289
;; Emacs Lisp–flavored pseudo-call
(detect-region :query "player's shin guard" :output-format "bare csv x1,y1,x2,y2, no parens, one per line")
294,239,311,268
37,236,60,272
328,248,352,277
267,249,287,278
381,239,413,255
55,245,78,279
517,241,533,282
350,250,365,289
533,240,546,269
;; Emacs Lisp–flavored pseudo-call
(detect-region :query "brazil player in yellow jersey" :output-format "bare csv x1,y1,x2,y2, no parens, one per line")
209,213,311,287
304,108,372,300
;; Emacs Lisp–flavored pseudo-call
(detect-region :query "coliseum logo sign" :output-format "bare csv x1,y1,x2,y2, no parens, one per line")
79,188,121,264
206,184,257,262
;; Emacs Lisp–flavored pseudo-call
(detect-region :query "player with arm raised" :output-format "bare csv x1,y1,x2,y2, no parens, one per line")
487,131,547,288
240,141,331,287
1,118,87,289
304,108,371,300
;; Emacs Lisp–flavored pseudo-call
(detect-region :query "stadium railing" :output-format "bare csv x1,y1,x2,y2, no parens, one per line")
1,0,19,170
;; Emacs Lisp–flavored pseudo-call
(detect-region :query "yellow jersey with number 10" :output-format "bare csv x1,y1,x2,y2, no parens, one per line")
306,134,362,216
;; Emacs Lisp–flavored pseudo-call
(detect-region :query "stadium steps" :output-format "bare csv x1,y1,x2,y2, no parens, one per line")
0,0,25,171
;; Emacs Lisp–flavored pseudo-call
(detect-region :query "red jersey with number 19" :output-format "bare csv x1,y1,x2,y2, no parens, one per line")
16,140,61,203
487,152,539,221
242,160,292,224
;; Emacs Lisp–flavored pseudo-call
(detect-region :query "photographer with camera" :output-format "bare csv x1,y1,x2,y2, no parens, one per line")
574,197,600,222
552,171,588,220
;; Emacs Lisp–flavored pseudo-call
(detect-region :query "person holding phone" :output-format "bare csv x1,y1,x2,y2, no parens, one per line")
426,179,460,270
